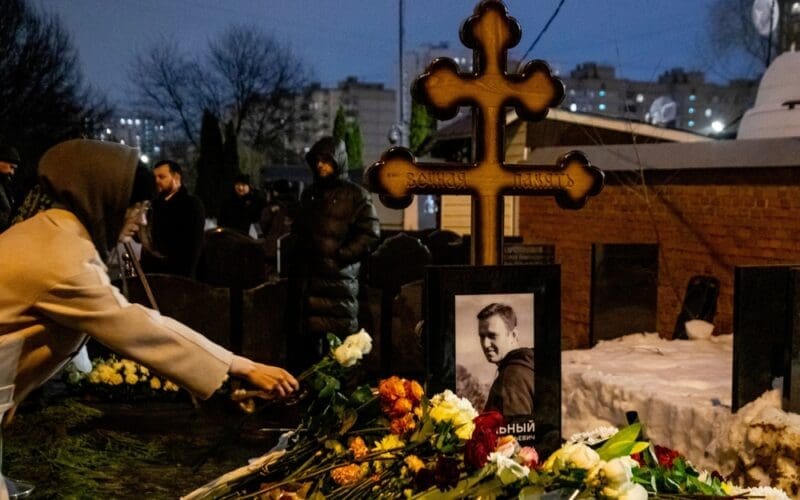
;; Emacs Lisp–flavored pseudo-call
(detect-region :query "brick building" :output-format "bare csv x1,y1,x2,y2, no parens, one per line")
525,138,800,349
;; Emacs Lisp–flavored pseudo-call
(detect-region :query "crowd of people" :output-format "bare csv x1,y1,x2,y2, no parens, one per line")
0,135,381,497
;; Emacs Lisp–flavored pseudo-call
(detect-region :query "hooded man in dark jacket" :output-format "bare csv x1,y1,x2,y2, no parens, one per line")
287,136,380,371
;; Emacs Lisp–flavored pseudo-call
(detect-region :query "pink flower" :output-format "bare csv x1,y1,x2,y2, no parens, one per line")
517,446,539,468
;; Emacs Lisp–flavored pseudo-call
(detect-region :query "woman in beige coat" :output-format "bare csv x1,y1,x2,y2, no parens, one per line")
0,139,298,416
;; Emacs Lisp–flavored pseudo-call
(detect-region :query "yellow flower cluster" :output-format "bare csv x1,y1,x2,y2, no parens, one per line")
84,356,179,392
428,390,478,440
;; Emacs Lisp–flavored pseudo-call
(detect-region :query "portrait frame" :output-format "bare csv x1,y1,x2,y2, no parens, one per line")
424,264,561,453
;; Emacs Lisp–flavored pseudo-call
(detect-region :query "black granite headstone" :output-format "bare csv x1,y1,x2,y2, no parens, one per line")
422,230,465,266
733,265,800,411
197,228,266,289
673,275,720,340
787,269,800,413
242,280,288,365
118,274,231,349
366,233,432,374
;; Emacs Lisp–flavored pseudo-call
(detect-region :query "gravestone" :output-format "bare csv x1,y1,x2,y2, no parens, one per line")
366,0,603,455
788,269,800,413
390,280,426,378
504,243,555,266
198,228,266,289
197,228,269,352
733,265,800,412
242,280,288,366
117,274,231,349
673,275,720,340
367,233,432,374
277,232,297,279
423,229,465,266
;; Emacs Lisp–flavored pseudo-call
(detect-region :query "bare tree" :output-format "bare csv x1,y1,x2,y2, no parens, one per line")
129,41,208,147
701,0,771,79
0,0,110,174
130,24,308,159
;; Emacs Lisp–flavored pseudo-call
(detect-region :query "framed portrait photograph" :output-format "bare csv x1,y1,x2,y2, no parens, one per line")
425,265,561,454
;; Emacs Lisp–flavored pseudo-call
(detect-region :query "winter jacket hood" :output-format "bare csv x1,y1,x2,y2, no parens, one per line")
305,136,348,181
38,139,139,257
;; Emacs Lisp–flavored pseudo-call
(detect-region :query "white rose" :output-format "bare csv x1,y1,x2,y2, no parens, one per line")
342,329,372,355
489,452,530,485
332,344,362,367
566,443,601,470
601,457,636,487
617,482,648,500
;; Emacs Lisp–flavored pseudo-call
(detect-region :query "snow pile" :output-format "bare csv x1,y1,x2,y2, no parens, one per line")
562,333,800,494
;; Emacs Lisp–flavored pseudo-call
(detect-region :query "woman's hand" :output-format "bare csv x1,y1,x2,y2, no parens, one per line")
229,355,299,398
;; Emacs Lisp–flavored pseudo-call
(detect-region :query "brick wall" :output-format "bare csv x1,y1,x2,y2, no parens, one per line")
518,169,800,349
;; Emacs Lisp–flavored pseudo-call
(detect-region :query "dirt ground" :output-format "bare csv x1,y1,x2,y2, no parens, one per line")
3,381,301,499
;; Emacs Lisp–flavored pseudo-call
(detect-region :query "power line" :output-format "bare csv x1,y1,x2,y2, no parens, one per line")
517,0,567,68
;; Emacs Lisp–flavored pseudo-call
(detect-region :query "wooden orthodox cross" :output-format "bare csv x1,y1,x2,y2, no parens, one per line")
364,0,604,265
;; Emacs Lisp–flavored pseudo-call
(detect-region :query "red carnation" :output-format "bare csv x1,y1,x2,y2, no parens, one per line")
473,411,505,431
654,445,680,468
465,425,497,469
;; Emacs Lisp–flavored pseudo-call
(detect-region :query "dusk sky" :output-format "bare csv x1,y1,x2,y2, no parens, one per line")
33,0,758,105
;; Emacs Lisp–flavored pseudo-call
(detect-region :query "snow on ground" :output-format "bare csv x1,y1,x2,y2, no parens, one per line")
562,333,800,494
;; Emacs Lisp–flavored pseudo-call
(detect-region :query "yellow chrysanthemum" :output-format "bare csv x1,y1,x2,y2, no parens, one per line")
150,377,162,390
404,455,424,474
109,373,123,385
372,434,405,458
163,380,179,392
125,373,139,385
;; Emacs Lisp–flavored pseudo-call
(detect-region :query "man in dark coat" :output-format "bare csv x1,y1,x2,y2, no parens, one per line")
141,160,205,278
0,143,20,232
287,136,380,370
218,173,265,236
478,302,534,417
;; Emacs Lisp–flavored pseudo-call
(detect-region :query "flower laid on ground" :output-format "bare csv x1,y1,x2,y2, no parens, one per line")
64,355,180,400
184,329,791,500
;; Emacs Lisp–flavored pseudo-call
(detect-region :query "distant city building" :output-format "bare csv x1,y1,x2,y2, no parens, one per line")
98,116,166,164
561,63,757,136
402,45,757,137
288,77,395,166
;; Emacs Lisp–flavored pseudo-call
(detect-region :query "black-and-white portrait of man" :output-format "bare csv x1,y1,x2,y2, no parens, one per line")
454,293,534,416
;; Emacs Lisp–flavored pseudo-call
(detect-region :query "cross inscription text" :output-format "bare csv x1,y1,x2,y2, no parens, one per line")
364,0,604,265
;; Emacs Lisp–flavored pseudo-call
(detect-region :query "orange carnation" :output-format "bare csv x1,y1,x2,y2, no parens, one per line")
390,413,417,435
330,464,365,486
349,436,369,460
378,376,406,402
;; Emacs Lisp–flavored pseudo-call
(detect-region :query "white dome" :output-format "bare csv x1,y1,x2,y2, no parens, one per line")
738,50,800,139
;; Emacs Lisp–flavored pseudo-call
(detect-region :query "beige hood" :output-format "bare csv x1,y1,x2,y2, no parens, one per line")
38,139,139,257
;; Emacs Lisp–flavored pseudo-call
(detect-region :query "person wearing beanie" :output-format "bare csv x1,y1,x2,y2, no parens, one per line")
0,140,298,496
0,143,21,232
218,173,266,236
286,136,380,371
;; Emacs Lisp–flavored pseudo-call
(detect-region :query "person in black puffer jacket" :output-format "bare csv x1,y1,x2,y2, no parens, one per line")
286,137,380,371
